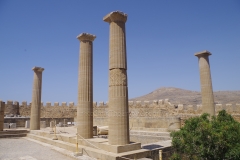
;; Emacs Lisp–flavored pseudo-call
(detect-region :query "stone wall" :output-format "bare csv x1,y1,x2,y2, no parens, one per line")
4,100,20,115
4,117,74,127
18,101,76,118
3,100,240,130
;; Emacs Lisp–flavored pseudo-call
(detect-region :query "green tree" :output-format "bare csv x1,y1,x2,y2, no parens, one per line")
170,110,240,160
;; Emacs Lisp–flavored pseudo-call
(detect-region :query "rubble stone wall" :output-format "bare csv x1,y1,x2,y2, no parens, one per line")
3,100,240,130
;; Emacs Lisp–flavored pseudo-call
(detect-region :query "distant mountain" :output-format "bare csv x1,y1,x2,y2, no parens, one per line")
130,87,240,105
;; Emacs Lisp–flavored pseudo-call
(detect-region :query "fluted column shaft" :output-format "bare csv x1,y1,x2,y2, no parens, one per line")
0,101,5,131
30,67,44,130
195,50,215,116
104,11,130,145
77,33,96,139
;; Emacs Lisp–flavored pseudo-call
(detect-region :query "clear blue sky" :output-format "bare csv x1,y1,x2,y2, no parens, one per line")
1,0,240,105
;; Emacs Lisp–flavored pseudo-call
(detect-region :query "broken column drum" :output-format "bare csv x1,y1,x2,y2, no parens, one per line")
195,50,215,116
104,11,130,145
30,67,44,130
77,33,96,139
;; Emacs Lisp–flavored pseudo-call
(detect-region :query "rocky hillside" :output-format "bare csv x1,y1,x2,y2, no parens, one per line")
130,87,240,105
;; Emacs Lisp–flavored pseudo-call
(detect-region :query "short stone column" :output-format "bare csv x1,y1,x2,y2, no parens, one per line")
0,101,5,131
77,33,96,139
104,11,130,145
195,50,215,116
30,67,44,130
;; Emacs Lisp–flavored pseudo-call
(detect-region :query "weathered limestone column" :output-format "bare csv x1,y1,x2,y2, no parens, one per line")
0,101,5,131
195,50,215,116
30,67,44,130
77,33,96,139
104,11,130,145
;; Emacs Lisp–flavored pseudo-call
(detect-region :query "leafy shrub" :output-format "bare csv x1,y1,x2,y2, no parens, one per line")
170,110,240,160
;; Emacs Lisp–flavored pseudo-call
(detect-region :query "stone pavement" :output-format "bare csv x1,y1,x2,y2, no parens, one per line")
0,137,94,160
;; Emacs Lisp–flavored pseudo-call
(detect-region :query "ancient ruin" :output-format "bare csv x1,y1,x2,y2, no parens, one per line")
2,10,240,160
76,33,96,139
104,11,130,145
3,100,240,128
30,67,44,130
195,50,215,116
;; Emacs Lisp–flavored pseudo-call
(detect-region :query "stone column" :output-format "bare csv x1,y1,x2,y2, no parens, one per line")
77,33,96,139
30,67,44,130
0,101,5,131
104,11,130,145
195,50,215,116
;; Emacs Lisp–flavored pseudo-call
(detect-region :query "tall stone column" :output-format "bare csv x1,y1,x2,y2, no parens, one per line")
0,101,5,131
104,11,130,145
195,50,215,116
30,67,44,130
77,33,96,139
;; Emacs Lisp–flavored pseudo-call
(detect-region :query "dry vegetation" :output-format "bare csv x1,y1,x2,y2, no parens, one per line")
130,87,240,105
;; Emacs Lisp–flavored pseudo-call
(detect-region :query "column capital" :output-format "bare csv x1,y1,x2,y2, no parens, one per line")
103,11,127,23
77,33,96,42
195,50,212,57
32,67,44,72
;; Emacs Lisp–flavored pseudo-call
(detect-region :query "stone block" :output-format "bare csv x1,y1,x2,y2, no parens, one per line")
236,104,240,113
196,104,202,110
4,123,9,129
54,102,59,107
187,105,194,113
25,120,30,128
6,100,19,115
215,104,222,113
144,101,149,106
168,118,181,131
61,102,67,107
153,100,158,105
40,121,46,128
177,104,183,110
7,100,13,105
14,101,19,105
226,104,233,113
46,102,51,107
164,99,169,104
50,121,55,128
69,102,74,107
98,101,104,107
128,101,134,106
57,122,63,127
105,101,109,106
136,101,142,107
22,101,27,107
158,100,163,105
79,137,141,153
93,126,98,136
10,123,16,128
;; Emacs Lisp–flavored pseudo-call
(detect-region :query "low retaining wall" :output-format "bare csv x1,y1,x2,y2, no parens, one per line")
4,118,74,127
